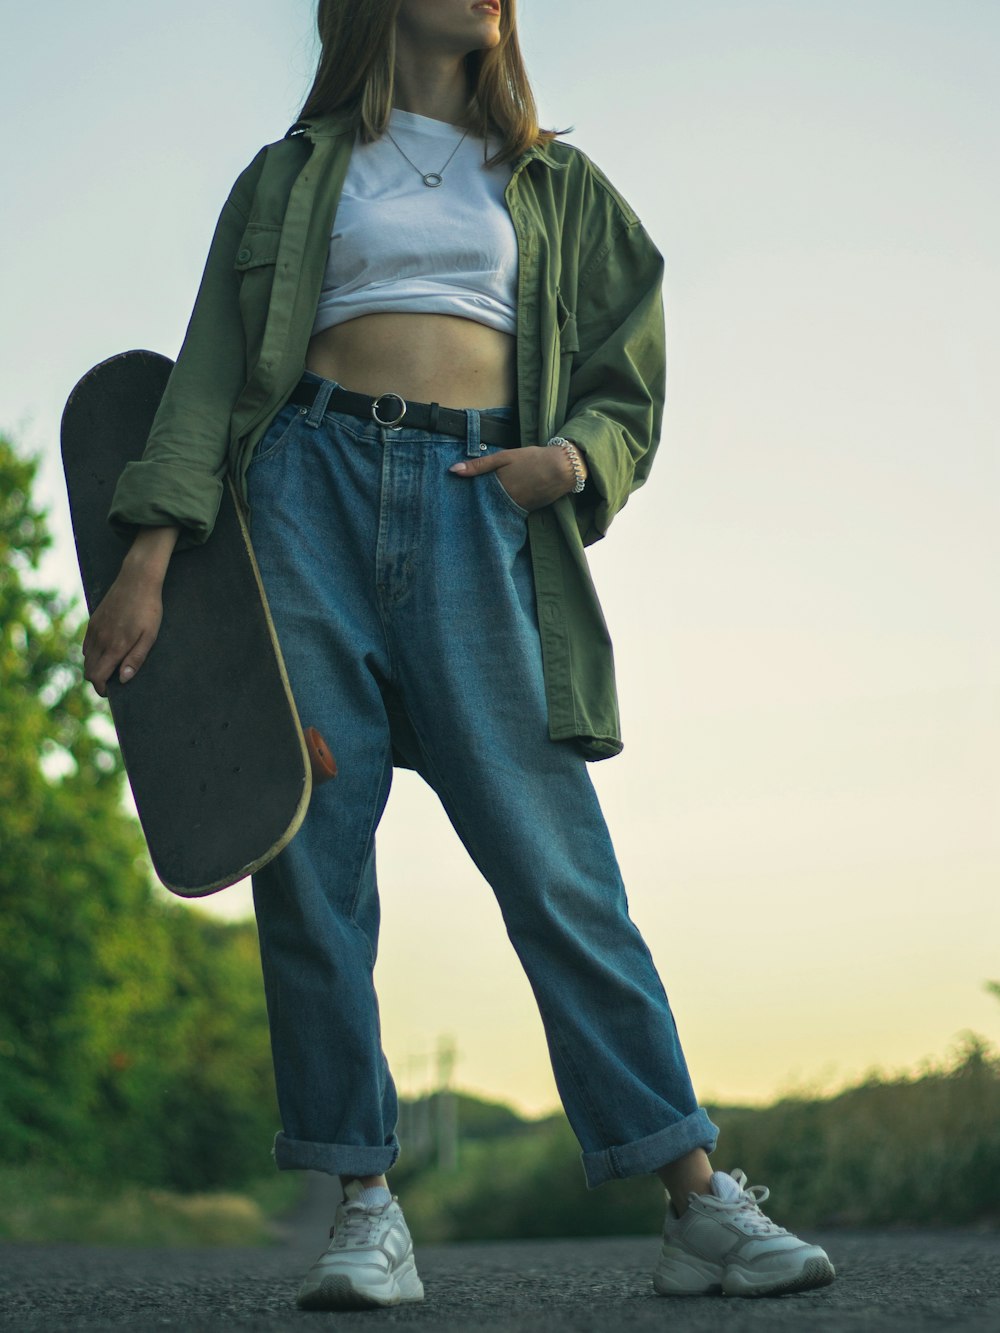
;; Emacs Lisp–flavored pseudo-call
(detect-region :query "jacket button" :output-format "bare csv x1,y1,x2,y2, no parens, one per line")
237,247,252,263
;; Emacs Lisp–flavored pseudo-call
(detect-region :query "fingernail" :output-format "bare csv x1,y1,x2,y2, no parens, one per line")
449,462,468,473
121,666,135,682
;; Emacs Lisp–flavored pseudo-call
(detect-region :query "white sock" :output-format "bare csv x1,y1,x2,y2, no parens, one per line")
355,1185,392,1208
708,1170,742,1202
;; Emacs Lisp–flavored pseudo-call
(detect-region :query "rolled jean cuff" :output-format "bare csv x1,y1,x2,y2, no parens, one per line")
272,1131,401,1177
580,1108,720,1189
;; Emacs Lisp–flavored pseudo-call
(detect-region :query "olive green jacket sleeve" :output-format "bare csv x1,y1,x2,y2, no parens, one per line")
558,165,666,548
107,149,268,547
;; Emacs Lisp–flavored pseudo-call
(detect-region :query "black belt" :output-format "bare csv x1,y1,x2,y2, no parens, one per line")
286,378,519,447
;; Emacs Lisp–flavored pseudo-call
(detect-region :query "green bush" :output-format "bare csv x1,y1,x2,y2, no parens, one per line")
0,435,280,1192
712,1033,1000,1227
0,1165,303,1245
395,1035,1000,1240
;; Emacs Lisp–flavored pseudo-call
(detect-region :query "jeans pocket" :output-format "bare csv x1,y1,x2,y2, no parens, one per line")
248,403,304,469
488,469,530,519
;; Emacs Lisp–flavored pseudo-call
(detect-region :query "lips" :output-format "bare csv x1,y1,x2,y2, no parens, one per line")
473,2,501,14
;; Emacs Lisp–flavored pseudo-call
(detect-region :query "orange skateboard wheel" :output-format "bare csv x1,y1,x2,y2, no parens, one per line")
305,726,337,784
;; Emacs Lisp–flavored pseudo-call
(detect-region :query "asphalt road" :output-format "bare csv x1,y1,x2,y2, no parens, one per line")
3,1174,998,1332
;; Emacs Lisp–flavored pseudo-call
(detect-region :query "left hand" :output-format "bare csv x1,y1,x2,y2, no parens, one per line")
448,444,586,512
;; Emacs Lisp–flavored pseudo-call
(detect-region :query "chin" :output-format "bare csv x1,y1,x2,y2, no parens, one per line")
473,25,501,49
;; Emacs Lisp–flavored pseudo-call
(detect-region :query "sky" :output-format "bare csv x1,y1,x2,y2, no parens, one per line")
2,1,998,1117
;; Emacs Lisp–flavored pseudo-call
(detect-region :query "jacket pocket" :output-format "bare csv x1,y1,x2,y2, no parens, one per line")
235,223,283,361
234,223,282,271
555,288,580,354
552,288,580,427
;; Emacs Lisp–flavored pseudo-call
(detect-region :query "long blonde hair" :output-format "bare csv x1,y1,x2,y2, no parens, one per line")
297,0,558,164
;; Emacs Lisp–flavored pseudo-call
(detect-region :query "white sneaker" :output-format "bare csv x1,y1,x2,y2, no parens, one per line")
654,1168,835,1298
296,1181,425,1311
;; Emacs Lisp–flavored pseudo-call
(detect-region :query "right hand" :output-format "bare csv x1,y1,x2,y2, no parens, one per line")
82,526,179,697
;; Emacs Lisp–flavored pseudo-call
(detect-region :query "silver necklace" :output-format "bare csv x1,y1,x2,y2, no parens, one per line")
385,126,470,188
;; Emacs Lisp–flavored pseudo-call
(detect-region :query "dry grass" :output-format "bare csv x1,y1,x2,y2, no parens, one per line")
0,1167,304,1246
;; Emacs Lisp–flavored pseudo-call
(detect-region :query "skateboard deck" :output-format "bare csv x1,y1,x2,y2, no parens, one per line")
61,349,335,897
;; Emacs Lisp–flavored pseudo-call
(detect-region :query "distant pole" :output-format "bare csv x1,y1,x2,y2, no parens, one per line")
414,1051,432,1158
397,1054,409,1148
436,1034,458,1171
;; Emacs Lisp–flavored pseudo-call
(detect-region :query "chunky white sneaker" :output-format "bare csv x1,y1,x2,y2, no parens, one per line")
295,1181,425,1311
654,1168,835,1298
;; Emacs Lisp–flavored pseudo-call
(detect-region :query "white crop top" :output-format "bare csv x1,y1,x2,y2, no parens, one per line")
311,109,518,338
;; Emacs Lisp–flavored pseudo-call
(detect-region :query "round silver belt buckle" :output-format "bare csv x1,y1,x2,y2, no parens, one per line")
371,392,407,429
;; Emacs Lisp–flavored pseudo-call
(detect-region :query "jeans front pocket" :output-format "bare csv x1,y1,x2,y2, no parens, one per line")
248,403,305,470
488,469,530,519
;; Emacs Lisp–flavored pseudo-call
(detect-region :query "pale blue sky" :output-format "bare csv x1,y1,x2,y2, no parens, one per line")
3,1,998,1112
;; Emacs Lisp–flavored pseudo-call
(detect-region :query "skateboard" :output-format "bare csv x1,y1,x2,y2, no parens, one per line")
61,349,335,897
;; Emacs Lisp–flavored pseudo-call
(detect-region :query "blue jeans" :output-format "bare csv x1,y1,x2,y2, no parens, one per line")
246,372,719,1187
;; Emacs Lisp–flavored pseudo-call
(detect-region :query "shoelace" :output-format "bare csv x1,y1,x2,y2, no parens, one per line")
703,1176,791,1238
328,1200,389,1247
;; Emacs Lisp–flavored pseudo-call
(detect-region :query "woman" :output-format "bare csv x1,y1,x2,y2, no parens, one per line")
83,0,835,1312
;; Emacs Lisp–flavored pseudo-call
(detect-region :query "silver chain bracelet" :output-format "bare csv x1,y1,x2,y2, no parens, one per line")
547,437,587,494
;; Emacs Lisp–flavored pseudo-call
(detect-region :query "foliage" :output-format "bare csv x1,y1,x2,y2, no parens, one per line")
0,435,280,1191
396,1115,664,1243
396,1034,1000,1240
712,1032,1000,1228
0,1165,302,1246
447,1090,546,1140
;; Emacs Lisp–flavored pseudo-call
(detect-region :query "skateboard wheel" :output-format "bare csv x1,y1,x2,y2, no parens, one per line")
305,726,337,784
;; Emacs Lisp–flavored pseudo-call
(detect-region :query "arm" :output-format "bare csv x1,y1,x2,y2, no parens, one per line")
85,151,274,693
438,165,663,521
107,147,269,548
558,177,666,547
82,525,179,696
86,149,270,694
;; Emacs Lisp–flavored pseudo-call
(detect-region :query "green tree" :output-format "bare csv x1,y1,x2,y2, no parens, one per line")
0,434,148,1162
0,435,279,1188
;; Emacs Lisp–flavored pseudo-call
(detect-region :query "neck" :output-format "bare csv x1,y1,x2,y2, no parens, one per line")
392,45,469,126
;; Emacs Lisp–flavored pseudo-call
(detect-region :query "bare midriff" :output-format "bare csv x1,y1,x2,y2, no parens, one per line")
306,312,517,410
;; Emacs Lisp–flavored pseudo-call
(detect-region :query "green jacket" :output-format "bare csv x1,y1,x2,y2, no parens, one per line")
109,110,666,760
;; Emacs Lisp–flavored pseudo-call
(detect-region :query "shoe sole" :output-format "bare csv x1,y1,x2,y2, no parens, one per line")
655,1255,835,1299
724,1255,836,1298
297,1263,425,1312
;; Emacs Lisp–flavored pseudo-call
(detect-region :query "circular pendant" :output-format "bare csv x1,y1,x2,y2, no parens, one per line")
422,173,443,188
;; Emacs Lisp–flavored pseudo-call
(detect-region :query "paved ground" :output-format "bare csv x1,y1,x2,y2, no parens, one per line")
2,1173,998,1331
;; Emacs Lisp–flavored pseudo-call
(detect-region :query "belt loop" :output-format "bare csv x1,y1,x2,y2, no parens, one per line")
428,401,440,433
466,408,481,458
305,377,337,428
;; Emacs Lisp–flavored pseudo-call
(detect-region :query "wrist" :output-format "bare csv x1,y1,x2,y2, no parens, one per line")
546,437,587,494
123,525,180,582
